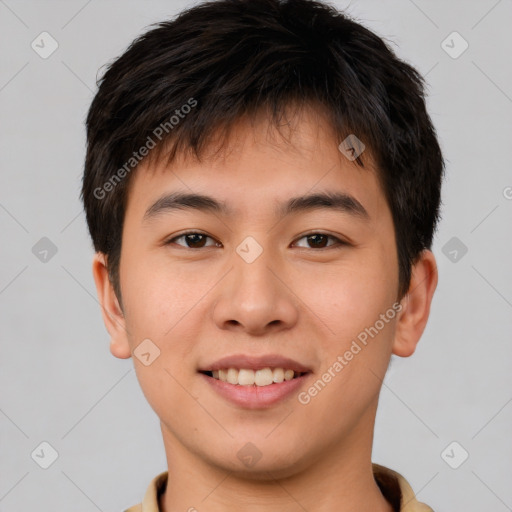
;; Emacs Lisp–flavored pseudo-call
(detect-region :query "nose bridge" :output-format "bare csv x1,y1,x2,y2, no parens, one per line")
212,239,298,334
232,243,280,314
231,232,276,286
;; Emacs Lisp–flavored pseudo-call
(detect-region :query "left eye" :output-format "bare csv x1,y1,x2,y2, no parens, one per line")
293,233,343,249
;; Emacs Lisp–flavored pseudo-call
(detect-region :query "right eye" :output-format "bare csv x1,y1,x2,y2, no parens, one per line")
165,231,222,249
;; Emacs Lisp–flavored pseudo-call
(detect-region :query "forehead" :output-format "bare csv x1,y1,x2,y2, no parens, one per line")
124,107,386,222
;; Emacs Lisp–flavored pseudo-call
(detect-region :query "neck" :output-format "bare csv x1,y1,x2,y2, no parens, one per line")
158,409,394,512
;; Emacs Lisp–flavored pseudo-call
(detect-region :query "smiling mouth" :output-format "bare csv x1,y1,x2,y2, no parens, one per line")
199,368,308,387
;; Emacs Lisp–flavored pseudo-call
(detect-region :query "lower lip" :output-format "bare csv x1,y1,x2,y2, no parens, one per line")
199,372,311,409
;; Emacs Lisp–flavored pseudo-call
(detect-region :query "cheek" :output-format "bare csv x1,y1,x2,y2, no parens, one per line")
301,307,397,426
120,251,200,337
122,263,201,415
311,254,395,336
303,247,398,394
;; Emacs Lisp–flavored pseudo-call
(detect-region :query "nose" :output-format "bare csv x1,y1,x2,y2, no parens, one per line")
212,246,299,336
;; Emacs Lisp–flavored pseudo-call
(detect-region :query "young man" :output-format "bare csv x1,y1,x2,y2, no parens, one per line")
81,0,443,510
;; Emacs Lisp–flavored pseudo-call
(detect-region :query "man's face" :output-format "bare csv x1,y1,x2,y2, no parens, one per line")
115,108,401,476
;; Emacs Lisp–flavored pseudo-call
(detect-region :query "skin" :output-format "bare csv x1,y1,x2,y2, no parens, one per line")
93,106,437,512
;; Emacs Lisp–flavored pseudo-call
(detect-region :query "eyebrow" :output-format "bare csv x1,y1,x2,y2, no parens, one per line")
142,190,369,223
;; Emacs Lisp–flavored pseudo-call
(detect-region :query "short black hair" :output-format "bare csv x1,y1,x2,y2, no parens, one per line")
81,0,445,306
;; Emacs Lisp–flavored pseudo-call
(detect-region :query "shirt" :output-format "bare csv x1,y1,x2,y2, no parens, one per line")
124,463,433,512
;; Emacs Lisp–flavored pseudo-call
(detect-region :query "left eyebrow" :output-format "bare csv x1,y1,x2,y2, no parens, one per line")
278,191,369,220
142,190,369,223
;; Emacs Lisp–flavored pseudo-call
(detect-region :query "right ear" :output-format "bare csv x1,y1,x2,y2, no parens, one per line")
91,252,131,359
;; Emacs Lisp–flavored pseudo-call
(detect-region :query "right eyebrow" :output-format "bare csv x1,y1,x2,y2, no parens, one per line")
143,192,233,223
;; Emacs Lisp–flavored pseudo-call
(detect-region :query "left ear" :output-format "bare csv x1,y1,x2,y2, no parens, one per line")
392,249,438,357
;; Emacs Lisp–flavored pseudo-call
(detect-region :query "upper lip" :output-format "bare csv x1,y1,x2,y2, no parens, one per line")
198,354,312,373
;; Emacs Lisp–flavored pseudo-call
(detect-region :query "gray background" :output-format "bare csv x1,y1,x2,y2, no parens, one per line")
1,0,511,510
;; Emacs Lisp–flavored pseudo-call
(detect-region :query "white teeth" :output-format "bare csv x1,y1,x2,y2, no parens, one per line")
273,367,284,383
284,369,295,381
227,368,238,385
255,368,273,386
208,367,302,386
238,369,255,386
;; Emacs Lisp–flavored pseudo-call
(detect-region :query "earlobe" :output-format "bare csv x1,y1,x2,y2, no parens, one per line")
91,252,132,359
392,250,438,358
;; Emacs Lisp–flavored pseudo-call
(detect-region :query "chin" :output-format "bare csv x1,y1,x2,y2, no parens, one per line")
209,449,310,481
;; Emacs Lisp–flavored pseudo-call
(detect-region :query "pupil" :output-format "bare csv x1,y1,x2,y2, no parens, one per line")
308,234,327,248
187,234,205,248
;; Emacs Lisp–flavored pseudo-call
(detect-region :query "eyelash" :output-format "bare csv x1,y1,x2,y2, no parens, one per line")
164,231,348,250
